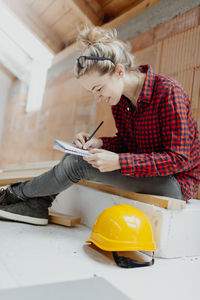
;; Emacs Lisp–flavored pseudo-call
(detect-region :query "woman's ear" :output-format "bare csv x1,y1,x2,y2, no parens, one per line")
114,63,125,78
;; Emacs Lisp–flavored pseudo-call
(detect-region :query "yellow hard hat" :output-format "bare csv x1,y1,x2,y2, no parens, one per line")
85,204,156,268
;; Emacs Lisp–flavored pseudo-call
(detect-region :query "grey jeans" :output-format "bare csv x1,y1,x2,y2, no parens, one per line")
12,153,184,200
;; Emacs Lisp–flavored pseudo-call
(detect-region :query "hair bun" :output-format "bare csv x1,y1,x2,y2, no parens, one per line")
77,26,117,49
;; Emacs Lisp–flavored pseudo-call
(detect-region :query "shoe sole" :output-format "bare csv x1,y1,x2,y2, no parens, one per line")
0,210,48,225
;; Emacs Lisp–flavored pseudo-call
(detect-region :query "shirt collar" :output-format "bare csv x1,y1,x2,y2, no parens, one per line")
112,64,156,110
138,64,156,104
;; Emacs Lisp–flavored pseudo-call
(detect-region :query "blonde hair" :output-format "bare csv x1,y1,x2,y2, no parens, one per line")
74,26,139,78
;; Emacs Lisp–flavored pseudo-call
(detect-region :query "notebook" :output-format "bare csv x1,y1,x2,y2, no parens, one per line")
53,139,92,157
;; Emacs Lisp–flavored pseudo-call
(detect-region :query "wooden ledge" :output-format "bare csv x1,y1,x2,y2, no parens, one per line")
78,180,186,210
0,161,186,210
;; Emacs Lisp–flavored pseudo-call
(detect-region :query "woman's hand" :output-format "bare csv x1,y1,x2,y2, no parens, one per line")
74,132,103,149
83,148,120,172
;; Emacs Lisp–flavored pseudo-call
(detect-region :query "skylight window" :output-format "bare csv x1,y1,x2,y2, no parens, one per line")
0,2,54,112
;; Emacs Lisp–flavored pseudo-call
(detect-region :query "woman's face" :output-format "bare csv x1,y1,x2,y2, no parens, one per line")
78,65,124,106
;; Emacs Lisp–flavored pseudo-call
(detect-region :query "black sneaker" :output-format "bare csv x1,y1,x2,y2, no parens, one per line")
0,193,57,225
0,185,24,206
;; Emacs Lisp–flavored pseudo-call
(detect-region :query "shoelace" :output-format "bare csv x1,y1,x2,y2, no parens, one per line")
0,188,22,206
0,189,8,205
0,189,58,206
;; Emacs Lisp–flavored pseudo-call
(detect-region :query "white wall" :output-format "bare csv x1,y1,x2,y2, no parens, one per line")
0,69,12,144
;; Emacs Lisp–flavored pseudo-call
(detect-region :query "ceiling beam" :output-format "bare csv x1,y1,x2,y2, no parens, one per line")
103,0,161,29
67,0,104,26
2,0,64,54
53,0,161,65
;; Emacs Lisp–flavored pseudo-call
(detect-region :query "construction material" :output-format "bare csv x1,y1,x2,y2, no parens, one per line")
0,161,59,186
56,184,200,258
78,180,186,210
48,211,80,227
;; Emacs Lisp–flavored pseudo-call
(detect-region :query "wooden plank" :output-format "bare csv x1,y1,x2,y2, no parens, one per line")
52,12,82,45
4,161,59,171
41,1,71,27
103,0,161,29
0,169,50,186
101,0,140,18
31,0,55,16
48,211,81,227
0,161,59,186
52,0,161,65
78,180,186,210
67,0,104,26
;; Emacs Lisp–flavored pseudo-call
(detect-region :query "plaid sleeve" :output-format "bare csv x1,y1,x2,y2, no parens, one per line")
119,87,191,177
99,132,128,153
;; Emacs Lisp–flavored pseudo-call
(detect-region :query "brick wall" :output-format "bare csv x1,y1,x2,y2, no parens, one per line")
0,7,199,197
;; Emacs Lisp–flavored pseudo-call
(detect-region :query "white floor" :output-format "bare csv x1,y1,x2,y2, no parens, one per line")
0,220,200,300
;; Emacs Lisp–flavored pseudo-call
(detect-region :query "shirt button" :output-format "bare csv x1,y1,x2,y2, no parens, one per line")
127,107,130,111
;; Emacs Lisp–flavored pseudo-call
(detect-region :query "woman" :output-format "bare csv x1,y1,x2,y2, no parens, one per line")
0,26,200,225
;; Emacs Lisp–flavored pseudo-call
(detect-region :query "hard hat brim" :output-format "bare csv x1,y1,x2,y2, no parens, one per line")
85,232,156,252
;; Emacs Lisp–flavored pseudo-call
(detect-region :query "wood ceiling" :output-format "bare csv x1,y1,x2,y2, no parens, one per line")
2,0,160,54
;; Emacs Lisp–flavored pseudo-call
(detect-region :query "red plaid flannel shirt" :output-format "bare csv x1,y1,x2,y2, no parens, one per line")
100,65,200,201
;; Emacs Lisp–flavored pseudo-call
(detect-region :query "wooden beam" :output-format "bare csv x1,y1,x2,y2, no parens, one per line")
67,0,104,26
3,161,59,171
78,180,186,210
48,211,81,227
52,0,161,65
103,0,161,29
0,169,53,186
3,0,63,54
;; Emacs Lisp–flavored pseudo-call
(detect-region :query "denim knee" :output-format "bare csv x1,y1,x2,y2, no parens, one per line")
61,154,89,181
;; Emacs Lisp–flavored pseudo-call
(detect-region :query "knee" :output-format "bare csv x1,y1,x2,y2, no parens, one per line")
62,154,79,170
61,154,89,178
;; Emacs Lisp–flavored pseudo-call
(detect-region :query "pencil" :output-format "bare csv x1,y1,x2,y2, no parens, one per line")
87,121,104,142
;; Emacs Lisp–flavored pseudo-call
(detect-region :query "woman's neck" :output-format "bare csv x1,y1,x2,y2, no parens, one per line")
123,71,146,106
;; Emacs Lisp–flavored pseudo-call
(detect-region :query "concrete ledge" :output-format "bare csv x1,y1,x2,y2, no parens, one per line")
1,161,199,258
50,184,200,259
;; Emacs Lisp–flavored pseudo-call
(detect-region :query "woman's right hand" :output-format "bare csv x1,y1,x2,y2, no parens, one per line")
74,132,103,150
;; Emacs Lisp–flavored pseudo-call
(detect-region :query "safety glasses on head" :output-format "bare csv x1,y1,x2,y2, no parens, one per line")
77,55,115,69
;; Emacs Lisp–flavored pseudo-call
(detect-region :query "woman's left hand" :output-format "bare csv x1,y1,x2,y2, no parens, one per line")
83,148,120,172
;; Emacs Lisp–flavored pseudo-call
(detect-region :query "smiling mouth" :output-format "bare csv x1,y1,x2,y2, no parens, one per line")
106,97,111,103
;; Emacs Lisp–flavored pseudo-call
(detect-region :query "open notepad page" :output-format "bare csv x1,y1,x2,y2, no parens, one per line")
53,139,92,157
